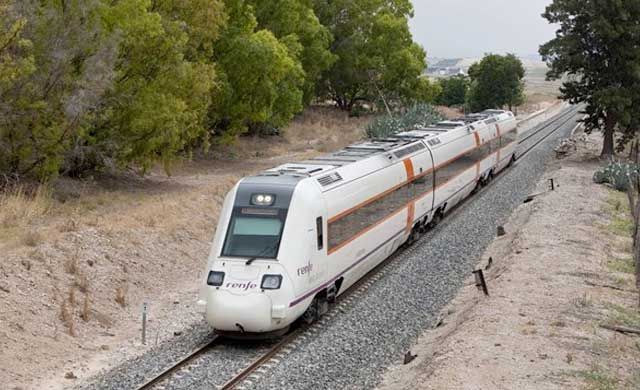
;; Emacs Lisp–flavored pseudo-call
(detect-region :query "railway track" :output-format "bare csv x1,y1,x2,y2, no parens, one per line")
135,105,583,390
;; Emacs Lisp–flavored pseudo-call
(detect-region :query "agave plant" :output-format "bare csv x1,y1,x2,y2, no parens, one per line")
593,161,640,191
366,104,444,139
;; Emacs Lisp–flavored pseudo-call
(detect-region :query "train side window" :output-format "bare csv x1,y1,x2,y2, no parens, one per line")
316,217,324,250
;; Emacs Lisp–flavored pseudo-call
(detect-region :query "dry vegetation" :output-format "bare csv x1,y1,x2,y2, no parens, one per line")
0,106,370,388
0,102,555,388
521,64,562,113
378,132,640,390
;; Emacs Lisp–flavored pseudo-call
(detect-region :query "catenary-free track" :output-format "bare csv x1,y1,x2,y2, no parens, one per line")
130,105,582,390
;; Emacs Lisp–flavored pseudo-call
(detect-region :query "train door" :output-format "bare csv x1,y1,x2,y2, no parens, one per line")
306,215,327,289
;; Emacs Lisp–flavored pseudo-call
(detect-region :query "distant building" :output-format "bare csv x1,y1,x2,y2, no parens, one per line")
426,58,468,77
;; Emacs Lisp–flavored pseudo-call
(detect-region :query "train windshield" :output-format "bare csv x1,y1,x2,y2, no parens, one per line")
221,209,286,259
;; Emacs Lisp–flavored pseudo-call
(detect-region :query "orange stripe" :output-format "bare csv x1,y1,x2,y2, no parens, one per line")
406,203,415,234
328,133,503,225
328,167,434,224
328,165,479,255
403,159,415,180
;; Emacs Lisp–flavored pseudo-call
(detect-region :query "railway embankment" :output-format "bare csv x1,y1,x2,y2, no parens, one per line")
377,132,640,389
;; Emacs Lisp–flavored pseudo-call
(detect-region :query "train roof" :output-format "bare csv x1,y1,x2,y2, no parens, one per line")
254,110,514,190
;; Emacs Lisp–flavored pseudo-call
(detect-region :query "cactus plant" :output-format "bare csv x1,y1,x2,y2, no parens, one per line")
593,161,640,191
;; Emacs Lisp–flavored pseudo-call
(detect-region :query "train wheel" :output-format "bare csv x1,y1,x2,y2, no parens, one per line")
507,154,516,168
419,218,429,234
488,170,495,182
428,212,442,229
303,295,328,324
408,226,420,245
471,180,481,194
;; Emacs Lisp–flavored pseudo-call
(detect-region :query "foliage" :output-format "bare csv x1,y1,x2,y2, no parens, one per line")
436,75,469,107
540,0,640,156
88,0,221,174
312,0,436,111
0,0,434,179
593,161,640,192
1,0,107,179
466,53,525,112
250,0,335,103
210,0,305,139
366,104,443,138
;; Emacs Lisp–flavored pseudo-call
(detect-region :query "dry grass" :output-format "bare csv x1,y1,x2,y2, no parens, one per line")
64,251,79,275
284,106,369,153
75,272,89,293
58,218,79,232
0,186,51,228
59,300,75,337
115,284,127,308
69,288,76,306
81,295,90,322
22,230,42,246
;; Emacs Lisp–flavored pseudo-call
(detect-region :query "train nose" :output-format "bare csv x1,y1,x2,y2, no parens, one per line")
205,289,274,332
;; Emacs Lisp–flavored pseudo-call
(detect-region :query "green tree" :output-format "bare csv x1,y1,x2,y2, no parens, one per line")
1,0,108,179
436,75,469,107
81,0,219,174
210,0,305,139
466,53,525,112
540,0,640,156
152,0,227,61
250,0,335,103
312,0,433,111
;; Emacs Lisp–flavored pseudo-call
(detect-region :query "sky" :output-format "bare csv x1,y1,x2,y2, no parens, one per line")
409,0,558,59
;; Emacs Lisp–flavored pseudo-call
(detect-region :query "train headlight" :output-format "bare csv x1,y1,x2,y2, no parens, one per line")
261,274,283,290
251,194,275,206
207,271,225,287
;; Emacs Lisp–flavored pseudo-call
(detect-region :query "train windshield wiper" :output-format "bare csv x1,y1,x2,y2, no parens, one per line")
245,240,280,265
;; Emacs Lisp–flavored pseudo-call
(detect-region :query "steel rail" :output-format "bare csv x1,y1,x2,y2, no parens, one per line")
136,106,582,390
135,337,220,390
217,106,583,390
516,106,581,148
516,106,581,161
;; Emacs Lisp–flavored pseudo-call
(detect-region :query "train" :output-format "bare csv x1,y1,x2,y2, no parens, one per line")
197,109,518,336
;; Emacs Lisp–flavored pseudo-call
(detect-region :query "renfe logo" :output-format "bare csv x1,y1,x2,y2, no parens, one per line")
297,264,313,277
225,281,258,291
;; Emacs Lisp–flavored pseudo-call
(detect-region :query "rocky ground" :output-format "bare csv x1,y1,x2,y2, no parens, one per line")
0,103,561,390
378,132,640,389
0,107,369,390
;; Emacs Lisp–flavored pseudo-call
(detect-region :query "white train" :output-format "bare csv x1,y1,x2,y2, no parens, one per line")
198,110,518,336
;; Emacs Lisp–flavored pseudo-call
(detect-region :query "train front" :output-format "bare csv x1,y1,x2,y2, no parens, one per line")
198,175,311,337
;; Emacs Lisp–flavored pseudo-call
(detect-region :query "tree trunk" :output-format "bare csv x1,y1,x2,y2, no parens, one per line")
601,115,615,157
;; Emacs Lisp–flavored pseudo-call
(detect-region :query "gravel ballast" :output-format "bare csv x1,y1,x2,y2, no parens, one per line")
78,109,580,390
247,110,581,390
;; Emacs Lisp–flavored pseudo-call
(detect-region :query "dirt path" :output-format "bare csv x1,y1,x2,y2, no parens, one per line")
377,132,640,389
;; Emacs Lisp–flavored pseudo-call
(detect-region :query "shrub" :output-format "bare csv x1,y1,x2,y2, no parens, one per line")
366,104,444,139
593,161,640,191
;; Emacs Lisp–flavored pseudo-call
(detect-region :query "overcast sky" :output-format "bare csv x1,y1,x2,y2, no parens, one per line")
409,0,558,59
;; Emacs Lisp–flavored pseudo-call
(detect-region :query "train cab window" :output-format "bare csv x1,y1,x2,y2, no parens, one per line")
316,217,324,250
222,209,286,259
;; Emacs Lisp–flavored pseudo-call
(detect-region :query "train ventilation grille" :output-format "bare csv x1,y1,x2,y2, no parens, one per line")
317,172,343,187
394,143,426,159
